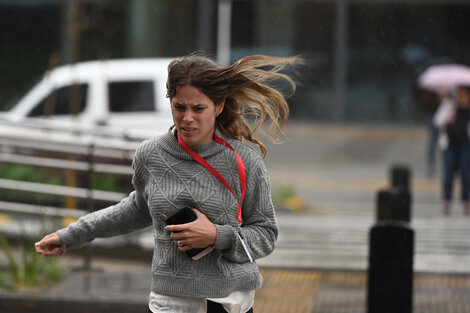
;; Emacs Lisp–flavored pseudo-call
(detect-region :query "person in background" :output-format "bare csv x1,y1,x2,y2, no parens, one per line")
434,85,470,215
35,54,301,313
416,88,441,177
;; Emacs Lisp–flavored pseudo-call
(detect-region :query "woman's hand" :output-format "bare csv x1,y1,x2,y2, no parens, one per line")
35,232,67,256
166,209,217,251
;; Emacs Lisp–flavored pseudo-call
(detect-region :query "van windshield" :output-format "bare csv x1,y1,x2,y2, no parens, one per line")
28,83,88,117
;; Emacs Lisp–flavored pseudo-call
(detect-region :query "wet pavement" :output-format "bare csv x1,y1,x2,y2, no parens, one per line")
2,257,470,313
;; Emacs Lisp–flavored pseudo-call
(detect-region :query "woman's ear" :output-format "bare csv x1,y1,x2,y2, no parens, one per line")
217,100,225,116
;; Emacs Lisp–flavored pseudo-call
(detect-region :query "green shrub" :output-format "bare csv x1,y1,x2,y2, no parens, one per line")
91,172,129,193
271,185,296,207
0,235,65,292
0,163,64,204
271,185,306,212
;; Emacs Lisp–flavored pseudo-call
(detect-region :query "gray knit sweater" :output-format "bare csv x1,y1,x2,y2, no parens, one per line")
57,128,278,298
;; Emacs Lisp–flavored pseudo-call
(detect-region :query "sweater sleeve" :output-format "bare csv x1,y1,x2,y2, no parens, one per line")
57,143,153,249
213,158,278,263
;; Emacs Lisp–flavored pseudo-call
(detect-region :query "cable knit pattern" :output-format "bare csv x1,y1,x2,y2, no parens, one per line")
57,128,278,298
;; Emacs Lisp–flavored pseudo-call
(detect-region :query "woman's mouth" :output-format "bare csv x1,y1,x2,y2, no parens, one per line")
181,127,196,135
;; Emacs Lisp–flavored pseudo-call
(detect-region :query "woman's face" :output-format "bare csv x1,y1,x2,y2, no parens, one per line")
171,85,224,147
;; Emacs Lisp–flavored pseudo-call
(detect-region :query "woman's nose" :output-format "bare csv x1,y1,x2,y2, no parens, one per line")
183,110,193,121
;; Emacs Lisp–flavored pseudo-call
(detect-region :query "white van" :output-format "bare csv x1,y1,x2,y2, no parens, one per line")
1,58,175,134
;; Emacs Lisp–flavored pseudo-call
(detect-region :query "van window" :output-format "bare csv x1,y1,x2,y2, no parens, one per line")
109,81,154,112
28,84,88,116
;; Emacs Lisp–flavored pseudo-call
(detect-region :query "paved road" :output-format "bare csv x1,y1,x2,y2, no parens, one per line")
257,207,470,273
256,123,470,274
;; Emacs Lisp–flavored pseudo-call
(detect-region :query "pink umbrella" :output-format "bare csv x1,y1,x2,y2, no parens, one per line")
418,64,470,93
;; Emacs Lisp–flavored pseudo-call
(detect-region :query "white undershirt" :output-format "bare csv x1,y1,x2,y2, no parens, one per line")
149,290,255,313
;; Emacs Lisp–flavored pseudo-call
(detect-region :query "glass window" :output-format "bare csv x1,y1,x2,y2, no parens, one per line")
109,81,154,112
28,83,88,117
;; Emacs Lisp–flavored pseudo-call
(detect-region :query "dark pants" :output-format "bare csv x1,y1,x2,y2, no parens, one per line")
443,141,470,201
427,116,439,175
147,301,254,312
207,300,253,312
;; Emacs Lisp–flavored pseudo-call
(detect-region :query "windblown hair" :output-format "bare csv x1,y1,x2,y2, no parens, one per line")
166,54,300,157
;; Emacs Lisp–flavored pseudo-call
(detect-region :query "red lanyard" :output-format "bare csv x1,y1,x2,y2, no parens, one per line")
177,132,246,223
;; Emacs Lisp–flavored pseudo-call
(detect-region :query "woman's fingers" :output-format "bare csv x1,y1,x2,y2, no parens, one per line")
168,209,216,249
35,232,66,256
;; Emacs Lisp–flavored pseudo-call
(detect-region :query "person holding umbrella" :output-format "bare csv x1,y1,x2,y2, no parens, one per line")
434,84,470,215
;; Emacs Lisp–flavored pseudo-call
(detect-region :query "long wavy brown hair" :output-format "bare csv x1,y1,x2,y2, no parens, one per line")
166,54,300,157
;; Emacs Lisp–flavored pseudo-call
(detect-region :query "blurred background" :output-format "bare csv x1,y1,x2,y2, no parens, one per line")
1,1,470,313
2,0,469,122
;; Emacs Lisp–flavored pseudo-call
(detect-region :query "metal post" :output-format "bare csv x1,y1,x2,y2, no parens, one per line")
86,142,95,213
197,0,213,53
217,0,232,66
83,142,96,270
75,142,95,272
61,0,81,65
128,0,149,57
333,0,349,120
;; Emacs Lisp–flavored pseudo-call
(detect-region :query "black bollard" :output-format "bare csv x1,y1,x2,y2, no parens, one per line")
367,166,414,313
367,219,414,313
376,187,411,222
391,164,411,191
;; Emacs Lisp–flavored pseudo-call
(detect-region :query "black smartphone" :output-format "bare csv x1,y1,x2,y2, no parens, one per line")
165,207,197,225
165,207,213,260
